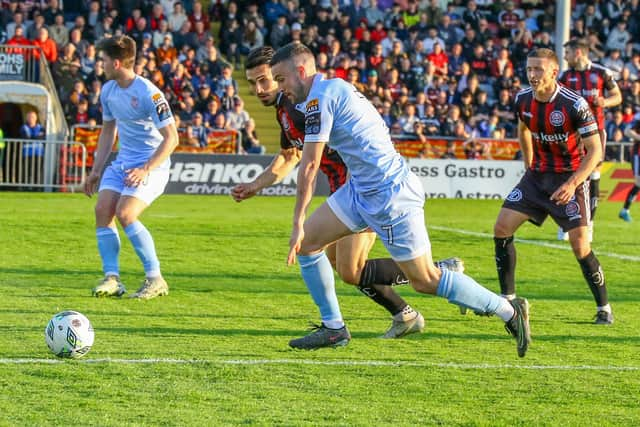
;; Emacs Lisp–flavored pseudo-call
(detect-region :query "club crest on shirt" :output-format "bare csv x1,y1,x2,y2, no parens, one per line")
590,73,599,84
565,200,582,220
549,110,565,126
130,96,139,109
306,98,319,113
506,188,522,202
151,93,163,105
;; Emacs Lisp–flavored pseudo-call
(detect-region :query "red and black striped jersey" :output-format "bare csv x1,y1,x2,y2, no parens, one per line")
275,92,348,193
558,62,618,128
514,84,598,173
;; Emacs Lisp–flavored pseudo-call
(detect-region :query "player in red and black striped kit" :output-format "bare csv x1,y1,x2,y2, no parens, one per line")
231,47,464,348
619,118,640,221
558,39,622,240
493,48,613,324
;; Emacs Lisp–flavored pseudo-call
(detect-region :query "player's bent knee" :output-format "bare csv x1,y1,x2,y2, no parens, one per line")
336,266,361,286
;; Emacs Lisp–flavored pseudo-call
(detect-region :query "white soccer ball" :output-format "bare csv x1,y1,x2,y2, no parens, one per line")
44,311,95,359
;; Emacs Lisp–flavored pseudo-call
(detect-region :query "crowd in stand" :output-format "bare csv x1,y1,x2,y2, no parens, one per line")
1,0,640,159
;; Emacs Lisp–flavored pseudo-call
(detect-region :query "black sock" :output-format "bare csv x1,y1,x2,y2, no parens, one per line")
358,259,409,315
590,178,600,219
624,185,640,210
494,236,516,296
578,251,608,306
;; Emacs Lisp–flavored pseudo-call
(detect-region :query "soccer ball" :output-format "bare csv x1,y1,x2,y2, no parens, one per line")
44,311,94,359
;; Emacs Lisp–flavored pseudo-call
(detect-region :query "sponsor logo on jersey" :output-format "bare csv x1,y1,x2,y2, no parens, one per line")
155,101,172,121
550,110,565,126
531,131,570,143
152,93,163,104
305,112,321,135
506,188,522,202
305,98,319,113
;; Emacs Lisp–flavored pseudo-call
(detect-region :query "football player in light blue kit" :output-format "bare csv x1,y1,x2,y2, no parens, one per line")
84,35,179,300
270,42,532,357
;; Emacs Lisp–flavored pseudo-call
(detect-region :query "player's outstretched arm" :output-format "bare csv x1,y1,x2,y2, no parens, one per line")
125,122,179,187
231,147,301,201
84,120,117,197
287,142,324,266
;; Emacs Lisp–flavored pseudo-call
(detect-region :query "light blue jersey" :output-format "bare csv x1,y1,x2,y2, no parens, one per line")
303,74,407,194
101,75,175,170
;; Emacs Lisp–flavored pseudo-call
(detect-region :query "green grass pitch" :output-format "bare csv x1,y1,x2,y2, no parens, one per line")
0,193,639,426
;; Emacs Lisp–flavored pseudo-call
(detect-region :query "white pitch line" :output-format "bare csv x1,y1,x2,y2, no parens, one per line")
430,225,640,262
0,358,638,371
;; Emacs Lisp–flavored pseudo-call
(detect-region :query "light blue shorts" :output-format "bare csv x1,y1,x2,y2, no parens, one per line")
99,162,169,205
327,172,430,262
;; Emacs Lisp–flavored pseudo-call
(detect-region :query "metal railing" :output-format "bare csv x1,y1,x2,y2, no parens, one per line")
0,138,87,192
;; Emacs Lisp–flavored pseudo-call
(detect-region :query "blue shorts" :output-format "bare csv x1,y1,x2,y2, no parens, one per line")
327,172,430,262
99,161,169,205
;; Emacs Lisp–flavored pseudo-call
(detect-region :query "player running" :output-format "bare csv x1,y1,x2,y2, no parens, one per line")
231,46,464,348
619,118,640,221
494,48,613,324
556,39,622,241
267,42,530,357
84,35,179,300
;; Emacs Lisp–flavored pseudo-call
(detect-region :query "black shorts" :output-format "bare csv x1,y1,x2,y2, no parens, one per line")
502,170,590,231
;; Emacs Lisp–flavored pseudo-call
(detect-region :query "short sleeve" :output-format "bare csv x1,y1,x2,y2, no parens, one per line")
304,96,333,143
148,90,175,128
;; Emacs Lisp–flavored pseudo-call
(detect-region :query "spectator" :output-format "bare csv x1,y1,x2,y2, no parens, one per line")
428,42,448,76
94,14,115,41
189,112,209,147
173,20,197,51
219,18,243,68
214,63,237,99
148,3,166,32
226,96,250,132
242,118,266,154
48,13,69,50
607,19,632,52
43,0,63,26
365,0,385,29
156,35,178,66
203,98,223,128
397,103,420,133
270,14,291,50
168,2,189,32
211,112,228,130
153,19,173,49
27,13,47,41
19,110,45,186
603,48,625,79
240,20,264,55
6,25,31,49
6,11,26,40
463,0,483,32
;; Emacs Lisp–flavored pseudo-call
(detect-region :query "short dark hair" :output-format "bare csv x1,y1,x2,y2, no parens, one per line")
564,38,589,52
527,48,559,66
270,42,313,67
97,35,136,68
246,46,274,70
